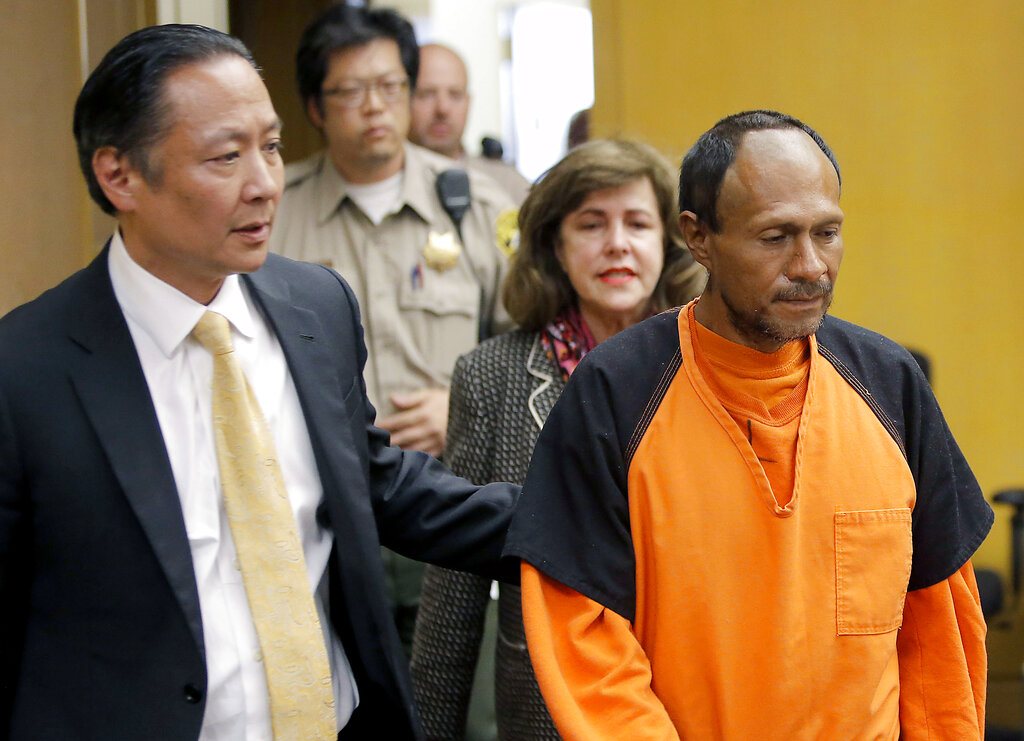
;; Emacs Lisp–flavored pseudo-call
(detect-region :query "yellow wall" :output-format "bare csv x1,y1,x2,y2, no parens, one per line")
0,0,151,315
0,0,91,314
591,0,1024,572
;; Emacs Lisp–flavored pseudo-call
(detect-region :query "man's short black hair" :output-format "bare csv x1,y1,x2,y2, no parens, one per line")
678,110,841,233
73,24,256,216
296,3,419,118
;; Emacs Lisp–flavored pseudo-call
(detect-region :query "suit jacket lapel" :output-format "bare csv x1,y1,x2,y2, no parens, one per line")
525,333,563,431
245,265,407,681
67,251,204,655
243,268,352,494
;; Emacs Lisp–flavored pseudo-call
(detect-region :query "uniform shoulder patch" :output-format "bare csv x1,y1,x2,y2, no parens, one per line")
494,207,520,259
283,153,323,189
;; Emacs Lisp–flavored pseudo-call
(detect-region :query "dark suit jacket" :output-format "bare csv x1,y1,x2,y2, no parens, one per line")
0,250,517,741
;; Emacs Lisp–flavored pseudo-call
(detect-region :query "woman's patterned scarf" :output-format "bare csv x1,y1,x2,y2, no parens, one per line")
541,307,596,382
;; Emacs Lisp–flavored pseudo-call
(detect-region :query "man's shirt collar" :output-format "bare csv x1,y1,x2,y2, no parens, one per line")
108,230,259,358
313,141,441,225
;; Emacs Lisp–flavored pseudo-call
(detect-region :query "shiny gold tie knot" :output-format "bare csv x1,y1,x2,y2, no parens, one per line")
190,310,336,740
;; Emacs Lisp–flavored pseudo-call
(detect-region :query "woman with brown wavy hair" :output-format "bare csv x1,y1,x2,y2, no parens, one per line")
410,139,704,740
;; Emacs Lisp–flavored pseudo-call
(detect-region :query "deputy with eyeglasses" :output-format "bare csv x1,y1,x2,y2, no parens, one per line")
271,3,516,653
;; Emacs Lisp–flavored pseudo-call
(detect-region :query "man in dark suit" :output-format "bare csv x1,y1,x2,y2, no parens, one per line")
0,24,516,741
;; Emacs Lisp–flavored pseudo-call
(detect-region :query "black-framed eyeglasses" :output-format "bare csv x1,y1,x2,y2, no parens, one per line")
321,77,410,108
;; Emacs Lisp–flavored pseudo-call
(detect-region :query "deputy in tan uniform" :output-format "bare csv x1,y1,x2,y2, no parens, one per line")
273,5,516,458
271,3,516,659
410,43,531,204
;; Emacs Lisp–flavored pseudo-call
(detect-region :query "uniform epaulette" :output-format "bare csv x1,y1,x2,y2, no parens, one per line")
283,153,325,189
464,165,514,209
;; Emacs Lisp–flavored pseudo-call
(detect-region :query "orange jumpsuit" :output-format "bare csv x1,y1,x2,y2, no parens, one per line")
506,303,991,740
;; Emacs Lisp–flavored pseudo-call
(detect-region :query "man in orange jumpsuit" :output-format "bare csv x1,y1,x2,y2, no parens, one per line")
505,110,992,740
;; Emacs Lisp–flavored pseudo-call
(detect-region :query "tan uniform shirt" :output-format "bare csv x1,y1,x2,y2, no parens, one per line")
271,142,515,417
464,155,531,204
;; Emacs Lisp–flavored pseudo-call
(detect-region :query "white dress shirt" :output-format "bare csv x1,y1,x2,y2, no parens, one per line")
108,232,357,740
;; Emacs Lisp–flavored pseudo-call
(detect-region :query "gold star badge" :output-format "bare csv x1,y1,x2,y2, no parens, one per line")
495,208,520,259
422,231,461,272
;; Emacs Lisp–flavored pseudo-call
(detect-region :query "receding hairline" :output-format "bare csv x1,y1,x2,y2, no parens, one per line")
159,51,263,92
736,126,835,162
716,127,843,222
728,127,841,190
155,52,271,134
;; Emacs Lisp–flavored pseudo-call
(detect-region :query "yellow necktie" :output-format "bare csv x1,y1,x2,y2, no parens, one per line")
191,311,336,740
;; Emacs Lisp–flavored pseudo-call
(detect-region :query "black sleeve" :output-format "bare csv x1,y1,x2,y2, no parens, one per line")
502,310,683,622
326,270,520,582
409,349,499,736
0,380,28,730
816,317,993,590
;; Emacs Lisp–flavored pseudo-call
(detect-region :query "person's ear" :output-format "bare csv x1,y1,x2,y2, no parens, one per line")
679,211,712,271
93,147,140,214
307,97,325,129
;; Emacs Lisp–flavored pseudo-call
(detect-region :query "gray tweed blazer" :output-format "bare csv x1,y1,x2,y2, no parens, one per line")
410,330,563,740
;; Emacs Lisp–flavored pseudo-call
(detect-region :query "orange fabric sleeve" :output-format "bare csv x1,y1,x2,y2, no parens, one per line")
520,562,680,741
897,560,987,740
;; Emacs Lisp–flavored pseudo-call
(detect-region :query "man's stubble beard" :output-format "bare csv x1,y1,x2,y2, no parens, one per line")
721,279,834,350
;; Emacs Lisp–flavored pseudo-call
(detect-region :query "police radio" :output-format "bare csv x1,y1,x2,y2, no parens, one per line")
435,168,493,342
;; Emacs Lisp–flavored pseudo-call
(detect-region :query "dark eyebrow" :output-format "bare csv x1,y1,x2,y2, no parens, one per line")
202,117,283,147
